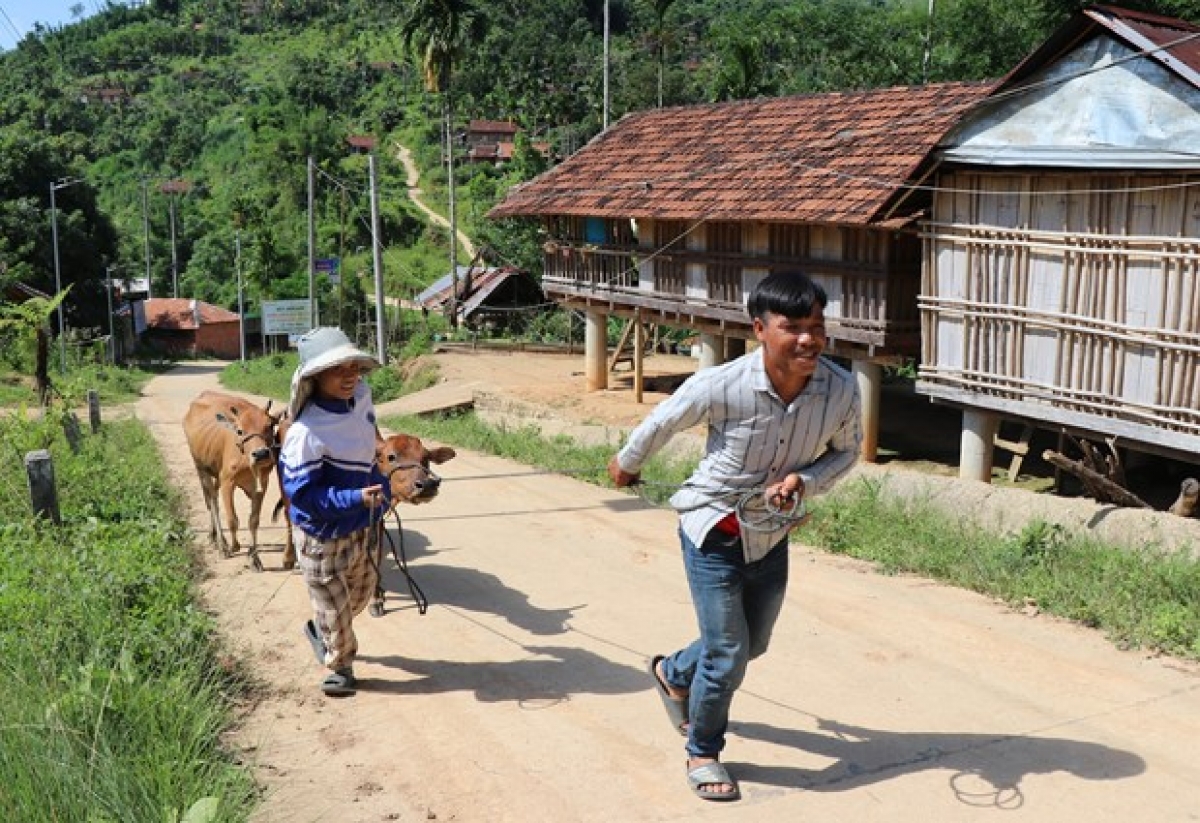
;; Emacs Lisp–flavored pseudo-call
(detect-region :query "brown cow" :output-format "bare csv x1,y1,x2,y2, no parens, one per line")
183,391,280,572
276,425,455,615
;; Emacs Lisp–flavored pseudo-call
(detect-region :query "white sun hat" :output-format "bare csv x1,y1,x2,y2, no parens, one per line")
296,326,378,379
287,327,379,419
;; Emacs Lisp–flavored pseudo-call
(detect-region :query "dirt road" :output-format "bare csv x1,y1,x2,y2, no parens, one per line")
140,362,1198,823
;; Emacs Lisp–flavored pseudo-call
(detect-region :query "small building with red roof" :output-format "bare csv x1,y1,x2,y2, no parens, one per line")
135,298,242,359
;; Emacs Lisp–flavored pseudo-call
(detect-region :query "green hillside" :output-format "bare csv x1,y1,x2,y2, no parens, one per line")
2,0,1197,344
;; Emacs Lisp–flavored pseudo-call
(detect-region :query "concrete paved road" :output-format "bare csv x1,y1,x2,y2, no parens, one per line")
141,362,1199,823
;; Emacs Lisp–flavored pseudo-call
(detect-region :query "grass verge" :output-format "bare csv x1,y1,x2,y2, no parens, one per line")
0,411,256,822
382,410,1200,662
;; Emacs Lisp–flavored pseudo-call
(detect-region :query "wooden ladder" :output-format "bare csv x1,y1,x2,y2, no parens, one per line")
608,318,654,373
993,422,1035,482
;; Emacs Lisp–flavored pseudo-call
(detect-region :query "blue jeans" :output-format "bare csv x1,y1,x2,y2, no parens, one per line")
661,527,789,759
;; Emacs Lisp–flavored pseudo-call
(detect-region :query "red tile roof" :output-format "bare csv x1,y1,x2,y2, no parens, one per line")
469,119,519,135
490,82,993,225
143,298,239,330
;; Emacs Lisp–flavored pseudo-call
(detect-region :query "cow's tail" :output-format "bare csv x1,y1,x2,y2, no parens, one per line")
272,496,285,523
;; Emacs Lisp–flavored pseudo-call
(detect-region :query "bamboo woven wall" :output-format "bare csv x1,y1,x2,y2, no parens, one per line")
921,171,1200,444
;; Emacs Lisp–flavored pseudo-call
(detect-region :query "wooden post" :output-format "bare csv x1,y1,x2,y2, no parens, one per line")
960,408,1000,483
87,389,101,433
852,360,882,462
697,333,723,369
62,412,82,454
634,311,644,404
25,450,61,525
584,310,608,392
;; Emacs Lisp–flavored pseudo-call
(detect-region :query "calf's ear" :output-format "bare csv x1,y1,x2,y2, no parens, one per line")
429,446,456,464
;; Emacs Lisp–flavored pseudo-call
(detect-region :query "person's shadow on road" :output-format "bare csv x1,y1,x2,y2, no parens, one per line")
731,717,1144,808
373,526,580,637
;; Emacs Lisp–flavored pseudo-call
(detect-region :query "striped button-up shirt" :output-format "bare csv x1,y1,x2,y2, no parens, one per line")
616,348,861,561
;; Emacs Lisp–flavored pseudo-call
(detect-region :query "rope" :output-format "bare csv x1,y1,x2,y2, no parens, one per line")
632,480,809,533
361,499,430,616
454,464,811,534
383,507,429,614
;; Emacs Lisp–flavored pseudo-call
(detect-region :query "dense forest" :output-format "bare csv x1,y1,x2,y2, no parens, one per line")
1,0,1198,346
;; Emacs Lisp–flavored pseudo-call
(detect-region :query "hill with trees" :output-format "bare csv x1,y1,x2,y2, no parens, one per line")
1,0,1197,348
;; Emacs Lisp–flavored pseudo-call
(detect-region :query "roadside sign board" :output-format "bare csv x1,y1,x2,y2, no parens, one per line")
316,257,341,286
261,299,312,337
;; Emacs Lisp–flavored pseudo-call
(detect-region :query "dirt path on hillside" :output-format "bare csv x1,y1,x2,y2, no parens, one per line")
394,142,477,260
138,359,1198,823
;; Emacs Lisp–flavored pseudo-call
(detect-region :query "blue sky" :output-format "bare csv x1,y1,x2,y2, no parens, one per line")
0,0,103,50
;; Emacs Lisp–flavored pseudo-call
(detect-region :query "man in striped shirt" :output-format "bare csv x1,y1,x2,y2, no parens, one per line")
609,271,861,801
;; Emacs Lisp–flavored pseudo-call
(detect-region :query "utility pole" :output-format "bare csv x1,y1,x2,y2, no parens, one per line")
141,177,152,298
368,152,387,366
603,0,610,129
236,231,245,363
49,177,80,373
446,105,459,328
168,192,179,298
307,155,316,327
104,265,116,364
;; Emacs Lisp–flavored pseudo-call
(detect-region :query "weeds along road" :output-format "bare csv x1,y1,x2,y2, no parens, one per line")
139,361,1200,823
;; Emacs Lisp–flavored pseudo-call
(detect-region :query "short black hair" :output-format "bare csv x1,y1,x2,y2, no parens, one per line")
746,271,827,322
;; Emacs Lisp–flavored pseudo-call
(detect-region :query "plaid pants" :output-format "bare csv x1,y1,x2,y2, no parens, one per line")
296,524,382,671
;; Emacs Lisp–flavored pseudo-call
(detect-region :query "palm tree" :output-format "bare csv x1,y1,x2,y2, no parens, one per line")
400,0,486,327
0,291,68,405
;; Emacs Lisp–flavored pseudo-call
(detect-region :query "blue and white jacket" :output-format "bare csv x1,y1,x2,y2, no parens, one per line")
280,381,391,540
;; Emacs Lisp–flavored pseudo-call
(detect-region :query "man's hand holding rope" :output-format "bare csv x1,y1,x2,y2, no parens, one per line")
607,455,640,489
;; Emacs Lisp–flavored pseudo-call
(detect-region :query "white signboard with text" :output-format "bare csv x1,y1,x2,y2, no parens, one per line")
261,300,312,339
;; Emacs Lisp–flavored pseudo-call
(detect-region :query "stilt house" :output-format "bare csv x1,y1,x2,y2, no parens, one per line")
489,82,994,459
920,5,1200,477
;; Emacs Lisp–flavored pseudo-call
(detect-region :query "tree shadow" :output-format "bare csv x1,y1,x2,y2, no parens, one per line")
731,717,1144,808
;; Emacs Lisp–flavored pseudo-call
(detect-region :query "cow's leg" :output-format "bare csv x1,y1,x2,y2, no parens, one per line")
198,469,226,552
282,517,297,571
219,479,241,558
246,489,265,572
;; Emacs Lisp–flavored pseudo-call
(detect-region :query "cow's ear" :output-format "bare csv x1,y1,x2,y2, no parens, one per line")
429,446,456,464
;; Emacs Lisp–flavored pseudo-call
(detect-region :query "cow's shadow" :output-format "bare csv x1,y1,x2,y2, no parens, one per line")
372,523,578,637
728,718,1145,806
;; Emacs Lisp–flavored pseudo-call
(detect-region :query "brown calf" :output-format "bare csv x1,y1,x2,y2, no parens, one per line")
183,391,280,572
276,425,456,591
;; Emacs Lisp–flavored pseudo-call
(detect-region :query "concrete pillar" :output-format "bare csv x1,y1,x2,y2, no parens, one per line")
960,408,1000,483
852,360,882,463
697,333,724,370
584,310,608,392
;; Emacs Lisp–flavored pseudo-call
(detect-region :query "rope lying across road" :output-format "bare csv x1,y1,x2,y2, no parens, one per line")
445,466,809,533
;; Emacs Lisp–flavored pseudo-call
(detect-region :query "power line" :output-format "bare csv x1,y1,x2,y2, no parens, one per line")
0,4,25,47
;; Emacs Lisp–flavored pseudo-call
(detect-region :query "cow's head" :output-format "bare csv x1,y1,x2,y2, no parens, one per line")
216,399,281,467
376,434,456,505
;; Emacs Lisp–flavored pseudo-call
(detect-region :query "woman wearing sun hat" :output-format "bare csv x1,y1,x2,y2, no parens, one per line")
279,327,392,696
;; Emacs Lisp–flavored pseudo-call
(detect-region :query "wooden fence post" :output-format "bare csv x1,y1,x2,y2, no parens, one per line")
62,412,82,454
25,449,61,525
87,389,101,433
